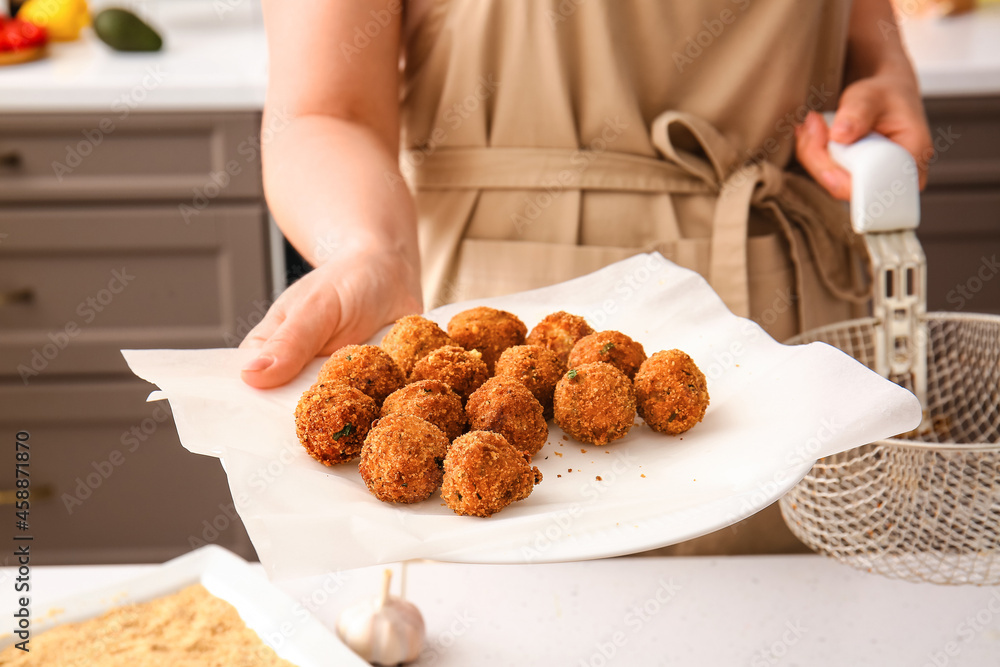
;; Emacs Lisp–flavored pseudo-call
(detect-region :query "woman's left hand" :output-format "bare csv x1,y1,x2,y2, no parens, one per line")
794,74,933,201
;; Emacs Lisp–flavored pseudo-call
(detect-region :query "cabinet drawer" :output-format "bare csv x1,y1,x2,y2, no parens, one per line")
0,380,255,565
0,205,270,379
0,112,263,202
924,97,1000,187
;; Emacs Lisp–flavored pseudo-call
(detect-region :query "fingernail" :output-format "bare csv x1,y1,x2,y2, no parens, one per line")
831,118,853,138
243,355,275,372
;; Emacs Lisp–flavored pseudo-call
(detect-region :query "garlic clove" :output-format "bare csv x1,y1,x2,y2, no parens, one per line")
337,569,425,666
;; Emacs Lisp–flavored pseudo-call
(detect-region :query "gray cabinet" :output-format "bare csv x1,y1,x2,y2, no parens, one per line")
919,96,1000,315
0,112,269,565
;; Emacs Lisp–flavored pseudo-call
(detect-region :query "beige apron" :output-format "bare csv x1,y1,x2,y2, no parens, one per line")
401,0,869,554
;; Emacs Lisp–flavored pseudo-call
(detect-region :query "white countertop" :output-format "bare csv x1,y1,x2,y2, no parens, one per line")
0,7,999,113
5,555,999,666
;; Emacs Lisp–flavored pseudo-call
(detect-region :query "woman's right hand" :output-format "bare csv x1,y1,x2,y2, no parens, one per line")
239,247,422,389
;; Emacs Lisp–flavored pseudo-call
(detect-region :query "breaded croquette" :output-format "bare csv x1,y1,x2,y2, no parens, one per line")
381,379,467,441
447,306,527,374
634,349,709,435
568,330,647,381
553,362,636,446
317,344,405,406
494,344,565,419
441,431,542,517
409,345,489,401
359,413,450,504
466,376,548,456
525,311,595,365
295,383,378,465
380,315,456,378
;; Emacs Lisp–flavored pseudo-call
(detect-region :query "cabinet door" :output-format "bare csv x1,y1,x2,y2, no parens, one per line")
0,112,264,202
0,204,271,379
0,381,255,565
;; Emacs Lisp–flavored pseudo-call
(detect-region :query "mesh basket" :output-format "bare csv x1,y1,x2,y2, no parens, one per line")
779,312,1000,585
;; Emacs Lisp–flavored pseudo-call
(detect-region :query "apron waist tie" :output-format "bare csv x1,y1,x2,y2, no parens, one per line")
408,111,869,320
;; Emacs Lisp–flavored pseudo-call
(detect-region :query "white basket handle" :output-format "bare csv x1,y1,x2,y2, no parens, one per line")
822,112,921,234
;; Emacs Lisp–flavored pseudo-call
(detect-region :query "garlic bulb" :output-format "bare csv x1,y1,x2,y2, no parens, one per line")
336,568,425,665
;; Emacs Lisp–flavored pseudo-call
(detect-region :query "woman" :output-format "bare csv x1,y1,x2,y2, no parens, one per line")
241,0,931,553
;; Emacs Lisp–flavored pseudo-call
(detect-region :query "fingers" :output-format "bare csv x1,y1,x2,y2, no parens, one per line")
240,295,342,389
795,111,852,201
829,82,880,145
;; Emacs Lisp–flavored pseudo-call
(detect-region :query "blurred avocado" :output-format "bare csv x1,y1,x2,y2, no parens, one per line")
93,8,162,52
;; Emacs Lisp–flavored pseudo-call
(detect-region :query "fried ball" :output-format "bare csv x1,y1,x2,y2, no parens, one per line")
634,349,710,435
381,379,467,441
525,311,595,365
568,330,647,381
295,383,378,465
359,413,450,504
380,315,456,378
553,362,636,446
409,345,489,401
317,344,405,406
447,306,527,374
494,344,565,419
441,431,543,517
465,376,548,456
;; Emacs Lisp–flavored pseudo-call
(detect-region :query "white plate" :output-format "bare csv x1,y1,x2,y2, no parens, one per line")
0,545,365,666
123,254,921,575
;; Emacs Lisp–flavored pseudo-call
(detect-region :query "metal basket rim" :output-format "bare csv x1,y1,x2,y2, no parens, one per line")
787,310,1000,453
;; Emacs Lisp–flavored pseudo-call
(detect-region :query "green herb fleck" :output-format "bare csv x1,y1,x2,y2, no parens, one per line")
331,423,354,440
667,412,678,423
456,492,463,501
346,354,352,361
567,369,578,380
600,342,616,355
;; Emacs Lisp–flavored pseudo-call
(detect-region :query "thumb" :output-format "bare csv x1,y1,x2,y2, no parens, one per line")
240,302,339,389
829,82,881,145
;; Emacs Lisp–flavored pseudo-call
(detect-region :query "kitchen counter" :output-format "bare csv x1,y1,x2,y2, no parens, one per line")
5,555,999,665
1,6,1000,112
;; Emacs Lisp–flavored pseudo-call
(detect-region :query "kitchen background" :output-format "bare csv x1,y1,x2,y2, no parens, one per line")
0,0,998,566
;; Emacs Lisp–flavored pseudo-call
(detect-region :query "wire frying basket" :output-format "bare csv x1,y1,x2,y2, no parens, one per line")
778,130,1000,585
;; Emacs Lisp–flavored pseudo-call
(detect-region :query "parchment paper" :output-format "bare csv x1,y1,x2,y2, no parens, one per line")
123,253,921,578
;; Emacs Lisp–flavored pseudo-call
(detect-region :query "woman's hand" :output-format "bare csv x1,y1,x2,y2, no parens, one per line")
239,247,421,388
794,0,933,201
794,77,932,201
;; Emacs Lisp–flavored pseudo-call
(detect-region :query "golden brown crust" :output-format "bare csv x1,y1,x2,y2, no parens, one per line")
409,345,489,401
380,315,456,378
441,431,542,517
634,350,710,435
494,344,565,419
317,344,405,406
553,362,636,446
381,379,467,441
295,383,378,465
465,376,548,455
359,413,450,503
447,306,527,373
568,330,647,381
525,311,595,365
